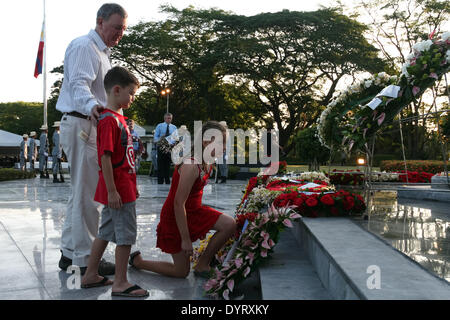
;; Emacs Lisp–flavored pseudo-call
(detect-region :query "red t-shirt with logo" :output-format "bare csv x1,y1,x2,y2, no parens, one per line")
94,109,137,205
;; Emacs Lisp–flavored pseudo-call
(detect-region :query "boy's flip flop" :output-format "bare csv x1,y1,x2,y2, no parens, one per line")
81,276,112,289
111,285,149,298
129,250,141,267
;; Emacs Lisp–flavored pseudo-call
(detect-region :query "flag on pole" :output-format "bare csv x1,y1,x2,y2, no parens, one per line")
34,22,45,78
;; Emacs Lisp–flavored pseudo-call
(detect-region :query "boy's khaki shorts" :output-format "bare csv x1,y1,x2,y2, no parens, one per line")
98,201,137,246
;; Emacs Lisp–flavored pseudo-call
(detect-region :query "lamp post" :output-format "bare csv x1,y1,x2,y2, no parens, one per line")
161,88,171,113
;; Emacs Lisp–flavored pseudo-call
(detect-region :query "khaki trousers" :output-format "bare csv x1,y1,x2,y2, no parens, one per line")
59,114,101,267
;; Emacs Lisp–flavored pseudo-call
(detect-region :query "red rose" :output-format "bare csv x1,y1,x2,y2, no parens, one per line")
293,197,304,207
306,197,319,207
320,194,335,206
343,196,355,210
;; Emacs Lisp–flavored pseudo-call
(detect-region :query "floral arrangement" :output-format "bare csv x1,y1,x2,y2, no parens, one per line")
397,171,434,183
328,170,365,185
342,32,450,153
380,160,446,174
195,173,366,299
317,72,398,150
326,169,434,184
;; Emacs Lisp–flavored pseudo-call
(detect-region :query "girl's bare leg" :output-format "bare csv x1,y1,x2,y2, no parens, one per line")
195,214,236,273
132,251,190,278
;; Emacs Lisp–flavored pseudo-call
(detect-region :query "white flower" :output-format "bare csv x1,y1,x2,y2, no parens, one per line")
412,39,433,52
364,80,373,88
446,50,450,63
401,63,410,77
442,32,450,42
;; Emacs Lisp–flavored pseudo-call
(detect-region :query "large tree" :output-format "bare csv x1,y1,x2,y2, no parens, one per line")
112,7,385,151
112,6,262,130
214,8,386,152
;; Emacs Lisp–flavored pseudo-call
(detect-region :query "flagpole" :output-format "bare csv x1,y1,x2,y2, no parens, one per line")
43,0,47,127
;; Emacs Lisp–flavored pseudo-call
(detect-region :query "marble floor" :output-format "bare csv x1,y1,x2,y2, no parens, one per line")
0,175,247,300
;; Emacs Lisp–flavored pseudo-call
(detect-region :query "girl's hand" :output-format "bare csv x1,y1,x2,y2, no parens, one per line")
181,239,193,257
108,190,123,209
136,189,140,199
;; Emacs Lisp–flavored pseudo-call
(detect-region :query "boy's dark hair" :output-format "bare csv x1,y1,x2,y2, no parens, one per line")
104,66,139,93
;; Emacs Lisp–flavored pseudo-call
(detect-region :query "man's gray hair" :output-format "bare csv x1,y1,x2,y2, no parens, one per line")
97,3,128,21
164,113,173,118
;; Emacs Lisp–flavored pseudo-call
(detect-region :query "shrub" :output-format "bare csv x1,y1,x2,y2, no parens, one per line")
380,160,445,174
0,169,36,181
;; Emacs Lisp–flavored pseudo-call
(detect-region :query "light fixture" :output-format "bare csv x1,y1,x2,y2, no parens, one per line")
357,157,365,165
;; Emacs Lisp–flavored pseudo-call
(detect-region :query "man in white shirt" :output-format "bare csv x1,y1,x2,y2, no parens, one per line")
56,3,127,275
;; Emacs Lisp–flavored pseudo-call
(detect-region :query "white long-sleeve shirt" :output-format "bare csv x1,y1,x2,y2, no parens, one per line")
56,30,111,116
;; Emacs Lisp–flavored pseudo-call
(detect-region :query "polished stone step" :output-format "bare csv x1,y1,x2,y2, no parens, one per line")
259,230,332,300
291,217,450,300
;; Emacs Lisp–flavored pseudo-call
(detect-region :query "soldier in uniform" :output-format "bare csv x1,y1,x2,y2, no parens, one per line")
29,131,38,174
39,125,50,179
20,134,28,171
52,121,64,183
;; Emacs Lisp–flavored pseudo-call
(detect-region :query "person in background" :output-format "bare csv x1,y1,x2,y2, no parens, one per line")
52,121,64,183
56,3,127,276
154,113,177,184
20,134,28,171
39,125,50,179
29,131,38,173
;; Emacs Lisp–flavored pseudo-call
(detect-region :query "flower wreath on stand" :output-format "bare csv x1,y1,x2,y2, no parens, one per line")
193,172,366,300
317,72,398,150
343,32,450,153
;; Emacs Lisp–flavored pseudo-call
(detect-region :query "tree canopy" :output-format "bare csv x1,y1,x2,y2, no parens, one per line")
112,6,386,151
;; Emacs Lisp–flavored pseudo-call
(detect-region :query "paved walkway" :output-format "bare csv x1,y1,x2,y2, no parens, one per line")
0,176,247,300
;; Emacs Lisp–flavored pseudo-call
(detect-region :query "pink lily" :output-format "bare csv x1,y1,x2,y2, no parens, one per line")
377,112,386,126
261,250,268,258
244,266,251,278
429,73,438,79
283,219,293,228
262,240,271,249
290,212,301,219
204,279,218,291
246,252,255,264
223,289,230,300
243,239,254,247
234,258,243,268
412,86,420,96
261,231,270,241
227,279,235,292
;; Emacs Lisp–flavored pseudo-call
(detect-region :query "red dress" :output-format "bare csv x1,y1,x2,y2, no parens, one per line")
156,163,222,254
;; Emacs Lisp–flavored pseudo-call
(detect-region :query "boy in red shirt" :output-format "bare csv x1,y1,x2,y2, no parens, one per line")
81,66,148,298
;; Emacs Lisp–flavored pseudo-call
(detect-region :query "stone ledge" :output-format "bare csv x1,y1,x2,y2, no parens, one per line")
398,187,450,202
291,218,450,300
